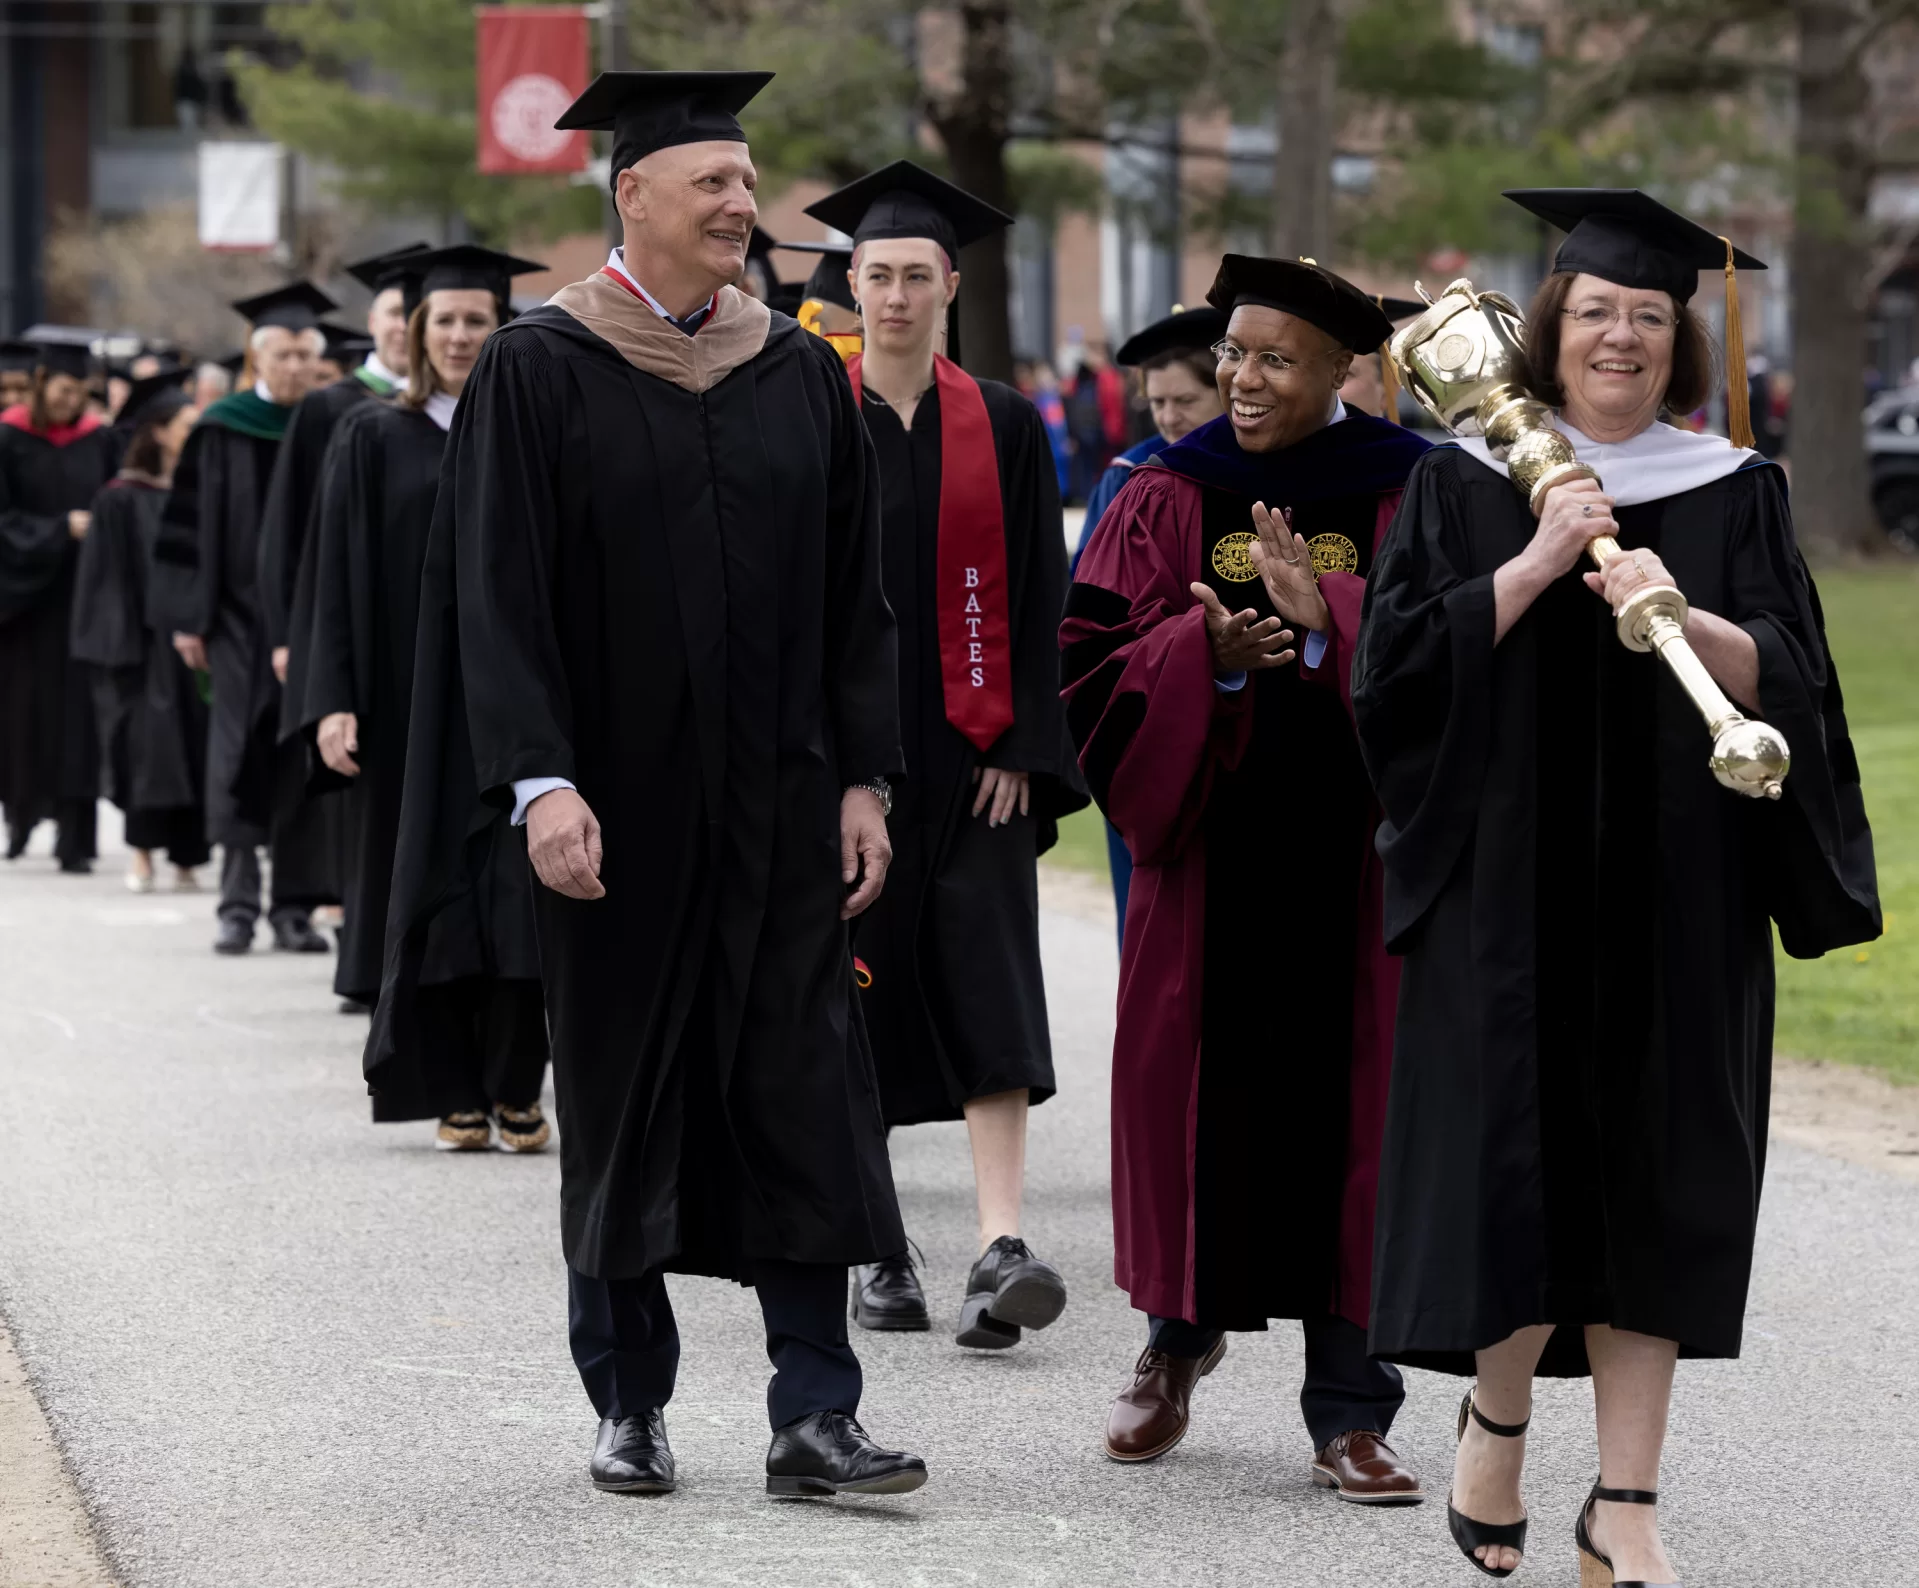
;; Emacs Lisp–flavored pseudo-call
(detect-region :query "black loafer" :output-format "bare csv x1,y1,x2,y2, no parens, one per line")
590,1410,676,1493
765,1410,927,1498
213,917,253,955
271,916,330,953
851,1250,931,1331
957,1236,1067,1348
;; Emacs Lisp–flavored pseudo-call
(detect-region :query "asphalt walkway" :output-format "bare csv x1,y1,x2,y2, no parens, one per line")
1,826,1915,1586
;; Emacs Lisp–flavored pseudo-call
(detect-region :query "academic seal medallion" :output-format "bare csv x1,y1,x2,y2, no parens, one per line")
1210,531,1259,583
1308,532,1359,575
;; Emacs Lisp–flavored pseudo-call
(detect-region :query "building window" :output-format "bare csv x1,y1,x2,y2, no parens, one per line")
102,3,265,136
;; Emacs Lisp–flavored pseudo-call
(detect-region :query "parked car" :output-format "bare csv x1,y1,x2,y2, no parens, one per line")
1867,385,1919,553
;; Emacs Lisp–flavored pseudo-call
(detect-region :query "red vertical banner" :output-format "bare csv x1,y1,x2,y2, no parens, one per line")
475,7,589,175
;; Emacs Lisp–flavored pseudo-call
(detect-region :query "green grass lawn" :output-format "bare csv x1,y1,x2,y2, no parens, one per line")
1773,565,1918,1082
1045,565,1919,1080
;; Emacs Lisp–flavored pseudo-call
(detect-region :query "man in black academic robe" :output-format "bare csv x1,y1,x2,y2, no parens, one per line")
373,68,927,1499
0,341,120,868
260,241,425,730
803,162,1088,1349
150,284,338,954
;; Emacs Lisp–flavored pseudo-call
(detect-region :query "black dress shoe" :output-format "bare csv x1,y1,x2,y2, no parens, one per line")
213,917,254,955
590,1410,676,1493
765,1410,926,1497
271,916,330,953
956,1235,1067,1348
58,857,92,874
5,824,29,860
851,1249,931,1331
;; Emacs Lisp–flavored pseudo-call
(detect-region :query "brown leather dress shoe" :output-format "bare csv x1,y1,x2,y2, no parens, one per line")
1311,1429,1424,1504
1103,1335,1227,1462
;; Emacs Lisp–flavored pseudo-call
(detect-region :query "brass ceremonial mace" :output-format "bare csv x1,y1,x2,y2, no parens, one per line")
1387,279,1791,800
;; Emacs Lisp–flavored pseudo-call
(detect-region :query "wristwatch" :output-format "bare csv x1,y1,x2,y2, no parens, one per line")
848,777,893,817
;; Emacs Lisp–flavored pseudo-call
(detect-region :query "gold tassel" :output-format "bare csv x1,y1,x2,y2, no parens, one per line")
1719,235,1754,450
1379,340,1401,424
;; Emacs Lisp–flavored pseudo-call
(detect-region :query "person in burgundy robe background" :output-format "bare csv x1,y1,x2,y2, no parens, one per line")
1061,254,1429,1503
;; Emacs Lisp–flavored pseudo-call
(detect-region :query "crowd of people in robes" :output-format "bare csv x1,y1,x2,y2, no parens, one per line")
0,66,1884,1584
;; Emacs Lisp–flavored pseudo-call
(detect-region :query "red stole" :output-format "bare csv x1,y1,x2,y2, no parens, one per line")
0,404,103,447
849,354,1014,753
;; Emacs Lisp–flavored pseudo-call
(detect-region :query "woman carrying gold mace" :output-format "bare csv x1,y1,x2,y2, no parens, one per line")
1352,189,1880,1585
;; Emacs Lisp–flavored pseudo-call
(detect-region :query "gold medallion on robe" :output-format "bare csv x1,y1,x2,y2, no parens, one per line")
1308,532,1359,575
1210,531,1259,583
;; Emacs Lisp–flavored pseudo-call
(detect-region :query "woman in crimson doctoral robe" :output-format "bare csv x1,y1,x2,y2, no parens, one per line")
301,245,549,1153
1353,192,1880,1583
802,163,1089,1349
0,339,119,868
68,371,210,890
1063,256,1430,1494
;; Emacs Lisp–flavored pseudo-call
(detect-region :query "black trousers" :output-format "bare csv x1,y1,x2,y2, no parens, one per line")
218,843,309,928
569,1261,862,1433
1148,1312,1404,1452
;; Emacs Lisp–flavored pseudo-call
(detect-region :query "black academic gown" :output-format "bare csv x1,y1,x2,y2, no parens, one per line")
371,302,906,1282
261,373,383,738
151,411,339,902
68,475,208,860
0,416,118,850
301,401,544,1113
1353,446,1881,1376
851,378,1087,1126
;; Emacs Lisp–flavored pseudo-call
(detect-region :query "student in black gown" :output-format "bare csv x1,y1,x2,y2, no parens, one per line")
150,283,338,955
69,369,210,892
261,241,426,710
0,341,35,410
302,245,551,1154
803,162,1087,1348
1354,190,1881,1584
0,337,120,869
371,70,926,1500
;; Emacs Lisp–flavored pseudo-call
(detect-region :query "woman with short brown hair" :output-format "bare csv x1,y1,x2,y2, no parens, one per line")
1355,190,1880,1584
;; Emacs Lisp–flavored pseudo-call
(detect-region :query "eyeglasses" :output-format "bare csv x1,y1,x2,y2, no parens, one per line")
1212,340,1309,376
1561,304,1677,337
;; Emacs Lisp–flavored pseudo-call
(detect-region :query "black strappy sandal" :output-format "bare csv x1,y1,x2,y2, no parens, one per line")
1447,1388,1531,1578
1575,1481,1681,1587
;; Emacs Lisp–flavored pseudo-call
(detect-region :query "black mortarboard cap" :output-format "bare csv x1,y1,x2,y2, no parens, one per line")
1114,306,1229,367
768,283,806,316
555,70,772,190
804,161,1012,263
1503,189,1766,304
24,325,100,380
747,225,779,264
231,281,338,332
119,364,194,429
1205,256,1394,353
782,240,857,313
1375,295,1426,322
1,338,41,373
410,243,548,303
319,323,376,364
345,240,431,297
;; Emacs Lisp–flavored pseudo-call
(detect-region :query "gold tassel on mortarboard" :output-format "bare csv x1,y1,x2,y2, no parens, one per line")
1719,235,1754,450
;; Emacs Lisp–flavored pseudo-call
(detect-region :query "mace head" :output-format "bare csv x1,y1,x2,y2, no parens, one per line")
1711,720,1791,799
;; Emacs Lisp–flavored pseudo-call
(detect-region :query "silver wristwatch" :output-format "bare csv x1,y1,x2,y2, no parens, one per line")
849,777,893,817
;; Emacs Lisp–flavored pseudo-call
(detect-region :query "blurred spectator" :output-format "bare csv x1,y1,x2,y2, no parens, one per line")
1063,342,1127,502
192,361,232,409
1029,361,1072,502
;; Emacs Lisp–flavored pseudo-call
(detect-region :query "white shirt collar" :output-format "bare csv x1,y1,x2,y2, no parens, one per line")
362,351,403,388
1454,416,1759,507
253,377,282,406
604,248,716,325
423,390,458,432
1328,397,1349,426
